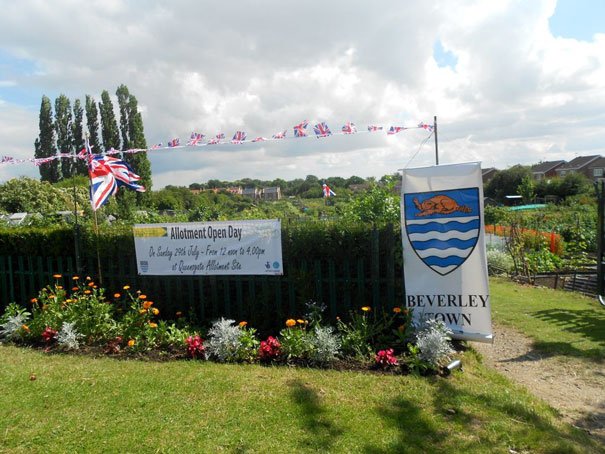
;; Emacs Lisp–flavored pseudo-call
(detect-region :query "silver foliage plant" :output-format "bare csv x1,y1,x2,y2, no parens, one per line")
415,318,454,367
57,322,82,350
0,313,29,341
310,326,341,365
205,318,242,362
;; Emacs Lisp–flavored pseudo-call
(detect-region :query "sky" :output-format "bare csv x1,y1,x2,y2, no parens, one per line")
0,0,604,189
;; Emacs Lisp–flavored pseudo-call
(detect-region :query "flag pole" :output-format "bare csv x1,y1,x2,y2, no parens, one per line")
84,133,103,285
434,115,439,165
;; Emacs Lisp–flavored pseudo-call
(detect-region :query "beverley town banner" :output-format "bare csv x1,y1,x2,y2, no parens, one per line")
133,219,283,276
401,162,493,342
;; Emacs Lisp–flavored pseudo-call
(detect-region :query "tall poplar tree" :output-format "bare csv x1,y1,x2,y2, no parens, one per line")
116,84,131,149
34,95,59,182
85,95,101,154
115,84,152,206
72,99,87,175
55,94,74,179
99,90,120,151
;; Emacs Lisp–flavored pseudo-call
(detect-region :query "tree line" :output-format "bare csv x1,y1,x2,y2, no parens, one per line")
34,84,152,202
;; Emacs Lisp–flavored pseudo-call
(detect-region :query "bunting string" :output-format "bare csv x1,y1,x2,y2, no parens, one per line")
1,121,434,167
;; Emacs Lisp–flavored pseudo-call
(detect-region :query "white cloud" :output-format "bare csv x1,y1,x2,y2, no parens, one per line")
0,0,604,187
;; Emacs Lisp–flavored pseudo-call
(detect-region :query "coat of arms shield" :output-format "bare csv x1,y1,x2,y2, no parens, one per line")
403,187,480,276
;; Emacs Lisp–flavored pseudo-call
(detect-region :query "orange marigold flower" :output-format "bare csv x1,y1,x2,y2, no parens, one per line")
123,285,130,290
239,321,248,327
296,319,305,325
361,306,371,312
52,274,62,279
22,324,30,332
175,311,183,317
93,285,97,289
72,286,79,291
84,290,91,295
285,319,296,327
392,307,402,313
57,285,63,290
72,276,79,281
86,276,91,281
88,282,95,287
128,339,135,347
151,308,159,316
30,298,38,304
149,322,158,329
139,309,146,315
138,294,147,300
114,293,121,298
143,301,153,309
65,299,73,304
49,294,56,299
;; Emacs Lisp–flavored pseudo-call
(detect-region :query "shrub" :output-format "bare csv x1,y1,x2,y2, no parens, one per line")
56,322,82,350
486,249,514,275
309,326,341,365
205,318,242,362
186,335,206,359
279,321,315,363
414,319,454,368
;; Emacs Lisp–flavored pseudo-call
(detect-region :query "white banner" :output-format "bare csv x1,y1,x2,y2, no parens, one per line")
401,162,492,343
133,220,283,276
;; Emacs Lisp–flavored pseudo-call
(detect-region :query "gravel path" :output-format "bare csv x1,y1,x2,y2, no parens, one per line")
470,323,605,443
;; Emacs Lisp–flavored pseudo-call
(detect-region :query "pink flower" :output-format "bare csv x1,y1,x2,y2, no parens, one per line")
375,348,398,367
41,326,58,343
186,335,206,359
259,336,281,361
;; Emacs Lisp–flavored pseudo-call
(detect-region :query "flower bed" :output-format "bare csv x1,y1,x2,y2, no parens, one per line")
0,276,459,375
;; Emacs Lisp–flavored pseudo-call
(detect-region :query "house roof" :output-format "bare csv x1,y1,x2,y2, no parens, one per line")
556,155,600,171
588,157,605,168
531,160,565,174
482,167,497,176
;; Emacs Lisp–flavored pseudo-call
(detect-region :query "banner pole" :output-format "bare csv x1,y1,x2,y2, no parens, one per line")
434,115,439,165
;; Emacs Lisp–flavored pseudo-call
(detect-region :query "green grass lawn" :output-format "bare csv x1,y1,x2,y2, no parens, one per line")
2,278,604,452
489,277,605,361
0,344,601,453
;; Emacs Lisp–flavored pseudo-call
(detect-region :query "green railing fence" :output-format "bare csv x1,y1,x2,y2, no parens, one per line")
0,225,404,333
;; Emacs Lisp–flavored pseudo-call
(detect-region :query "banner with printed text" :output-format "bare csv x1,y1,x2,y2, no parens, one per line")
401,162,492,343
133,220,283,276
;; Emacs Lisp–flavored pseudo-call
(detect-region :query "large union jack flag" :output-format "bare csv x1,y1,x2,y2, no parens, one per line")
87,146,145,211
313,122,332,137
293,120,309,137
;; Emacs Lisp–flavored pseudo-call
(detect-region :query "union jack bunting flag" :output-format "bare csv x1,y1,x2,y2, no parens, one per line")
251,137,266,142
293,120,309,137
168,138,180,147
216,133,225,139
341,122,357,134
322,183,336,198
418,122,434,132
272,130,287,139
187,132,205,146
207,137,220,145
231,131,247,143
367,125,383,132
387,126,405,135
313,122,332,137
1,156,15,163
151,143,162,150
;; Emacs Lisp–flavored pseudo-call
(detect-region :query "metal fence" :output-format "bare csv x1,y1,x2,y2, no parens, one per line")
0,227,404,332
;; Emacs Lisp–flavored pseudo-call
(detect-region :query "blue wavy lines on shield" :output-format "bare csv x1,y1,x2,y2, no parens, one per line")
411,237,477,251
406,218,480,235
